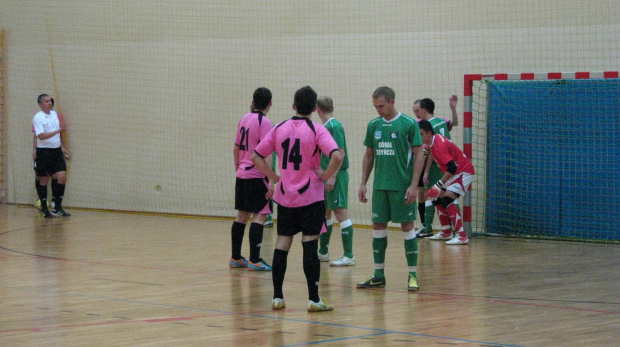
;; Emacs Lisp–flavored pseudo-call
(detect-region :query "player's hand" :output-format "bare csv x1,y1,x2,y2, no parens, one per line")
62,148,70,160
405,185,416,204
325,177,335,192
358,185,368,203
425,186,440,200
449,95,458,110
266,185,275,200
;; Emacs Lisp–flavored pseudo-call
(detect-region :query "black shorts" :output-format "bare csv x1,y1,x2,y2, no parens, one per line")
276,200,326,237
34,148,66,177
418,156,429,188
235,177,272,214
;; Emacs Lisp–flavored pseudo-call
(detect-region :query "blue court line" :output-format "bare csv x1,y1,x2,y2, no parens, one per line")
5,287,525,347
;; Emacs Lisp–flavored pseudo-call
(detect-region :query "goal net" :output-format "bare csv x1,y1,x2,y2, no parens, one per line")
465,72,620,242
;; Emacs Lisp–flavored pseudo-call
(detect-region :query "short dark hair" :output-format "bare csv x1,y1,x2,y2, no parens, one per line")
418,119,434,134
37,94,49,104
372,86,395,102
419,98,435,114
294,86,317,116
253,87,272,110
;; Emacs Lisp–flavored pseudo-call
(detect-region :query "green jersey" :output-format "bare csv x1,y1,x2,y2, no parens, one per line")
426,116,451,186
321,118,349,171
428,116,450,139
364,113,422,190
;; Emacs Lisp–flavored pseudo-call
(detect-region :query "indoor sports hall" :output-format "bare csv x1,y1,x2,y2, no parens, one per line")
0,1,618,346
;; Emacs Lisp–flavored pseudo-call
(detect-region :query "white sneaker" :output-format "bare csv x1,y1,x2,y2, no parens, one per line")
272,298,285,310
446,235,469,245
429,232,452,241
308,297,334,312
330,256,355,266
317,252,330,262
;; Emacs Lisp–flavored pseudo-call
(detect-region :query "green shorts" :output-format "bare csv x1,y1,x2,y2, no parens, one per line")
372,189,416,224
424,162,444,189
325,170,348,211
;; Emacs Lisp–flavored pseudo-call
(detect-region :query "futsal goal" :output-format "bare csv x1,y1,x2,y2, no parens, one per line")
463,71,620,242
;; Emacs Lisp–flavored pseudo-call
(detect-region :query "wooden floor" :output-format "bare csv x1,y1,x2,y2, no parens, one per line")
0,204,618,347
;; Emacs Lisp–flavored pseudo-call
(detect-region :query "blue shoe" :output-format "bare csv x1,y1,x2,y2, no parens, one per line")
229,257,248,268
248,259,272,271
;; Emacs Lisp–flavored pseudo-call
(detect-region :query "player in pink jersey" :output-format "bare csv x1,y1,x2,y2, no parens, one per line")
419,120,475,245
252,86,343,312
231,87,275,271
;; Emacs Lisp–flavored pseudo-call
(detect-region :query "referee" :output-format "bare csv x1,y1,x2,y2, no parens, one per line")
32,94,70,218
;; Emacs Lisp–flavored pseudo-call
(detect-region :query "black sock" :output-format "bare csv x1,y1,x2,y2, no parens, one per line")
272,249,288,299
51,179,65,209
248,222,264,263
37,184,48,211
231,221,245,259
418,202,426,225
302,240,320,303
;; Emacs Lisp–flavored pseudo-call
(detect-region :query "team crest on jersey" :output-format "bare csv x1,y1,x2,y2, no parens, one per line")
374,131,382,140
390,131,398,139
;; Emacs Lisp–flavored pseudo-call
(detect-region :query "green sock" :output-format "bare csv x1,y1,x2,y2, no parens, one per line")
341,225,354,258
372,236,387,278
404,237,419,267
425,203,435,233
319,223,332,254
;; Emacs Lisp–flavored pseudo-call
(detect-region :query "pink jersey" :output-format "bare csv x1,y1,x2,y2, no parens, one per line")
235,112,273,179
255,116,339,208
429,134,475,175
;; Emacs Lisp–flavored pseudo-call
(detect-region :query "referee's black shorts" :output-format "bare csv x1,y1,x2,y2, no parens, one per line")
34,147,66,177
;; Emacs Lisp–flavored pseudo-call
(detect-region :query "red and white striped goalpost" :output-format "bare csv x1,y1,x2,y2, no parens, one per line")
462,71,619,236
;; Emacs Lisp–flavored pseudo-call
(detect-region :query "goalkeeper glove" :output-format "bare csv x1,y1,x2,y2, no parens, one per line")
425,180,445,200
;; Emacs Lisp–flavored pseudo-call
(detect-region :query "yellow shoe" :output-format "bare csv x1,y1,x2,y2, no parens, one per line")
272,298,285,310
308,297,334,312
408,274,420,291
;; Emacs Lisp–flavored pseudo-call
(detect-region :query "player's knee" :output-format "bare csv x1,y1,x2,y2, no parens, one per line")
439,196,455,209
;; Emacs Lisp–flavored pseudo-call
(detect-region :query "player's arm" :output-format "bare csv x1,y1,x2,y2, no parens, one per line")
32,134,37,160
233,144,240,171
358,146,374,203
251,151,279,183
36,125,65,141
449,95,458,128
406,144,425,204
423,148,433,185
319,149,343,182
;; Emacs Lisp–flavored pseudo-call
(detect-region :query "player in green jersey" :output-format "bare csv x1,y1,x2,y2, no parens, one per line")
316,96,355,266
357,86,426,291
415,98,459,238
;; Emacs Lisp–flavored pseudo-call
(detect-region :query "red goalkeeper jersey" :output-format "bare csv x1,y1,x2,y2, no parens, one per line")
429,134,475,175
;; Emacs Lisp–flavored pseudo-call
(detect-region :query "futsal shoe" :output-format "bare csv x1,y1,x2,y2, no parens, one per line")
429,232,452,241
308,297,334,312
446,235,469,245
272,298,285,310
416,228,433,238
264,214,273,227
330,256,355,267
248,259,272,271
357,275,386,288
41,210,54,218
317,252,330,262
408,274,420,291
51,207,71,217
229,257,248,268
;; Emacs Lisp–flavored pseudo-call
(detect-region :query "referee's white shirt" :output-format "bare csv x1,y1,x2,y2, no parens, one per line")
33,110,61,148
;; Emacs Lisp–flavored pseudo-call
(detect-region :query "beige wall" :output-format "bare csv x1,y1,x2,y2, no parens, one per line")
1,1,618,225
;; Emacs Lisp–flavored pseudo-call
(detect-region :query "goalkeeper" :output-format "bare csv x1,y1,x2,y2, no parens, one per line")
418,120,475,245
